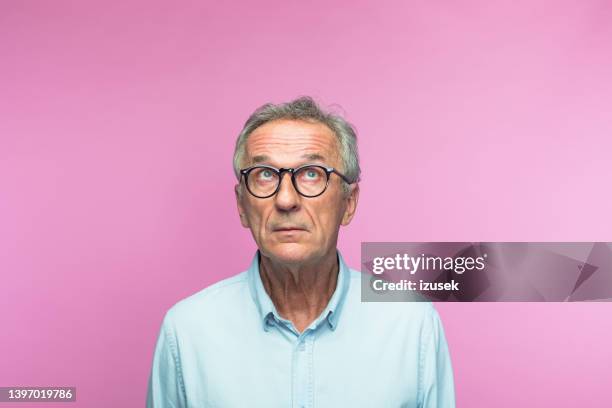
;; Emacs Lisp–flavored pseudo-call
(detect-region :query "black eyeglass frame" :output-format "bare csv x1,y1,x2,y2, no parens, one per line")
239,164,353,198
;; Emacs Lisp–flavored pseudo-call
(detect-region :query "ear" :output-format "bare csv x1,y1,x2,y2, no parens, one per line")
235,184,250,228
340,183,360,226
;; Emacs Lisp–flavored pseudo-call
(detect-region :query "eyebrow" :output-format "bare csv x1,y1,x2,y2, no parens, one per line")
252,155,270,164
302,153,326,162
251,153,327,164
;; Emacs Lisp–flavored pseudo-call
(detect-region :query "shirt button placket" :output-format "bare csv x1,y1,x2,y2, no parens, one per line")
292,331,313,408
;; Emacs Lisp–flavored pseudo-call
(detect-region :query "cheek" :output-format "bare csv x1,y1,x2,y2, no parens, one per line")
250,205,272,235
243,201,265,229
310,197,346,236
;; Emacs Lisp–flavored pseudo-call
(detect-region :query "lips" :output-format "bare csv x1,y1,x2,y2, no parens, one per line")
272,225,307,232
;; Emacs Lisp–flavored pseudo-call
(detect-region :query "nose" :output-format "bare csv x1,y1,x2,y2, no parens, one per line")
274,172,300,212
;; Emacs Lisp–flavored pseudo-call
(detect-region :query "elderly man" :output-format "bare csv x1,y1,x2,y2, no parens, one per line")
147,97,455,407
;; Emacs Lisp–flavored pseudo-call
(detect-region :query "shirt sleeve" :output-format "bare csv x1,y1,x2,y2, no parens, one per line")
419,306,456,408
146,312,187,408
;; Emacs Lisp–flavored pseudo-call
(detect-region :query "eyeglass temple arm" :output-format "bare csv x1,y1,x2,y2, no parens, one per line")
330,168,355,184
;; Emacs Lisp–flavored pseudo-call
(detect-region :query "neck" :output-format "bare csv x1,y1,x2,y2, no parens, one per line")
259,250,339,334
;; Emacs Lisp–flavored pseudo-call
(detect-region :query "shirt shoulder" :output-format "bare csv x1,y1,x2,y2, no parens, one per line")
163,271,251,329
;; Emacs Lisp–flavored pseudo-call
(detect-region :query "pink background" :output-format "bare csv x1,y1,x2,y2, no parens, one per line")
1,1,611,407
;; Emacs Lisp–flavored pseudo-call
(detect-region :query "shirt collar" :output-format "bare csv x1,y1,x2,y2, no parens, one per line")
247,250,351,332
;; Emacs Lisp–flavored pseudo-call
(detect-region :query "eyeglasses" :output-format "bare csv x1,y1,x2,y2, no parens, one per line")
240,164,352,198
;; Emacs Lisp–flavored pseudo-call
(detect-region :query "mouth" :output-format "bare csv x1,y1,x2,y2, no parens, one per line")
272,226,307,232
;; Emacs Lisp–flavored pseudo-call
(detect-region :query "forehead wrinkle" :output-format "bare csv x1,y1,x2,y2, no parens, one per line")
245,129,340,167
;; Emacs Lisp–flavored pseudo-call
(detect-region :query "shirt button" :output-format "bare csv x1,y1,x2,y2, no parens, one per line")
298,341,305,351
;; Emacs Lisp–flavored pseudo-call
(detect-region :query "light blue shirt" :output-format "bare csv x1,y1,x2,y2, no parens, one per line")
147,251,455,407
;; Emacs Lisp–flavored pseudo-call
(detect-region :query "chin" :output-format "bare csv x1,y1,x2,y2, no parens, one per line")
262,243,319,266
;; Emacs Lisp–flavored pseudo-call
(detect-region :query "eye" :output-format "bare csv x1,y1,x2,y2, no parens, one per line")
252,167,277,183
305,169,318,179
298,167,324,183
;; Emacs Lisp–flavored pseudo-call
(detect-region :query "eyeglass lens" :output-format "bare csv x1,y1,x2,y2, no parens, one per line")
246,166,328,197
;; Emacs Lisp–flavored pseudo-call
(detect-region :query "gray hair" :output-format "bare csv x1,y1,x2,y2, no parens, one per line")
233,96,361,189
